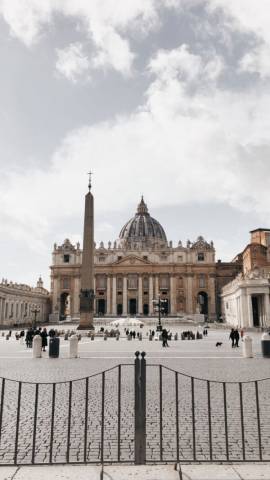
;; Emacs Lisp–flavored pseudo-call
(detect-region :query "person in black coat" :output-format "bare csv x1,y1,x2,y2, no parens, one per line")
41,328,48,351
229,328,235,348
234,328,240,348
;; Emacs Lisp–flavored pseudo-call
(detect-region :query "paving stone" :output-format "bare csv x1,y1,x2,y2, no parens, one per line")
104,465,179,479
13,465,101,480
181,464,240,480
0,467,18,480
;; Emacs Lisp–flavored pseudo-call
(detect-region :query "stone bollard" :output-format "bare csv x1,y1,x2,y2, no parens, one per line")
127,334,132,341
116,334,120,341
261,333,270,358
104,334,107,341
64,333,68,341
33,335,42,358
6,335,9,340
243,335,253,358
2,332,4,337
91,334,95,341
139,333,142,341
149,334,152,341
69,335,78,358
174,333,178,341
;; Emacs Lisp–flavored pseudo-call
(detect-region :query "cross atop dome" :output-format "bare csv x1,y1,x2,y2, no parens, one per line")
137,196,149,215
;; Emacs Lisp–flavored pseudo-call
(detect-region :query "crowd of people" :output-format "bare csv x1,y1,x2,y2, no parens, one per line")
19,327,57,351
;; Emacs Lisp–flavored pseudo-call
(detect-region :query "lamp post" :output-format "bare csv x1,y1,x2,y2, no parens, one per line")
31,306,40,330
152,295,168,332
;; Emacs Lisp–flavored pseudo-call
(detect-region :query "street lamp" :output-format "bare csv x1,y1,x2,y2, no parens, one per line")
31,305,40,330
152,295,168,332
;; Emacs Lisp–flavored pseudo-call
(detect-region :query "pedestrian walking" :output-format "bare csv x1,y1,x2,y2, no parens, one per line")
229,328,235,348
41,327,48,352
234,328,240,347
162,328,169,347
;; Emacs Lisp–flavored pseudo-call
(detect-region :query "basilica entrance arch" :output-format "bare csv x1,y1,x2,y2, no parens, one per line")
60,292,70,320
129,298,137,315
197,291,208,316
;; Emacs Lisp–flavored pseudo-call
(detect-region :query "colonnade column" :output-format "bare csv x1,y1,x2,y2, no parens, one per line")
155,275,159,299
247,294,253,327
149,276,154,314
209,274,216,320
123,276,127,315
112,276,117,316
186,273,193,314
170,275,176,315
106,276,111,315
264,293,270,327
138,276,143,315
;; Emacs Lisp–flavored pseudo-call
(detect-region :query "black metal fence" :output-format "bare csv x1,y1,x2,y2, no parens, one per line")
0,351,269,465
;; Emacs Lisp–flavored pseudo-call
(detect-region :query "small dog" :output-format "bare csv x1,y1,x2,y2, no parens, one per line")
216,342,223,347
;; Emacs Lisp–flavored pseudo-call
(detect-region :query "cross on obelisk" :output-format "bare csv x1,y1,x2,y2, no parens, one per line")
78,172,95,330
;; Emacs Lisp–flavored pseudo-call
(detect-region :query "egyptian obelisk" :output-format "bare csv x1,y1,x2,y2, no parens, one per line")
78,173,95,330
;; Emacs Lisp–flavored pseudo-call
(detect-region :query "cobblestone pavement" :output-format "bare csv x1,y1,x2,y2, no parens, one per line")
0,325,269,465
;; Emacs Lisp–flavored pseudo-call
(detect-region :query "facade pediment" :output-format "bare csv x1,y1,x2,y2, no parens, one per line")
112,255,153,266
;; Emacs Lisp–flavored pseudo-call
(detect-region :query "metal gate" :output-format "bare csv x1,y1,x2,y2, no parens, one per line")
0,351,270,465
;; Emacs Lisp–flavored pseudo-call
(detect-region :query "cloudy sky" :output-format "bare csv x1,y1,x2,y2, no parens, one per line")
0,0,269,289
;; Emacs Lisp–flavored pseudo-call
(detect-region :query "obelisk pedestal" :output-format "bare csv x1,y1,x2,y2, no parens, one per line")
78,180,95,330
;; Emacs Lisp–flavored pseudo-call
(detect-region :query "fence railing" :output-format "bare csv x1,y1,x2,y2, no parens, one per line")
0,352,269,465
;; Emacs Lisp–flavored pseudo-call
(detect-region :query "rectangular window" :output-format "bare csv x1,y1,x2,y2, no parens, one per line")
143,277,148,289
198,252,205,262
96,275,106,289
199,275,205,288
117,277,123,289
178,256,183,262
99,256,105,262
160,276,169,288
64,254,70,263
63,277,70,289
128,275,138,289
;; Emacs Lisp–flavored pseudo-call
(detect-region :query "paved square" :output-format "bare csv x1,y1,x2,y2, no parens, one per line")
0,323,269,465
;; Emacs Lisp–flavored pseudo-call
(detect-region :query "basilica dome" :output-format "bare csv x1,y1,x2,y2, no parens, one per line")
118,197,167,249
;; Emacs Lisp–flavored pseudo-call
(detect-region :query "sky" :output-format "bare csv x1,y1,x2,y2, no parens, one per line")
0,0,270,290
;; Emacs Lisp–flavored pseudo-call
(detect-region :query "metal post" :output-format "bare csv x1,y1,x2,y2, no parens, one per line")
135,351,146,465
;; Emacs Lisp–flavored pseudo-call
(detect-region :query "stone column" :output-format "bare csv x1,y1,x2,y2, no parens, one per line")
79,182,95,330
170,275,176,315
123,276,127,315
149,276,154,314
247,294,253,328
112,276,117,316
155,275,159,299
106,276,111,315
264,293,270,327
209,274,216,320
138,276,143,315
186,274,193,313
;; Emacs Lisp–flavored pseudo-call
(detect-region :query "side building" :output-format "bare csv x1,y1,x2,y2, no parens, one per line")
0,277,50,327
221,228,270,328
50,198,240,323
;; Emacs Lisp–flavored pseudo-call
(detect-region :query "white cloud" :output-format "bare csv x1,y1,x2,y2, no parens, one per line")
208,0,270,77
55,42,90,83
0,0,181,77
1,44,270,262
240,44,270,79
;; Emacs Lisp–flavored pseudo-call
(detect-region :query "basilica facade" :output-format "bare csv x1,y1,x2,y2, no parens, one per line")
50,198,240,323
